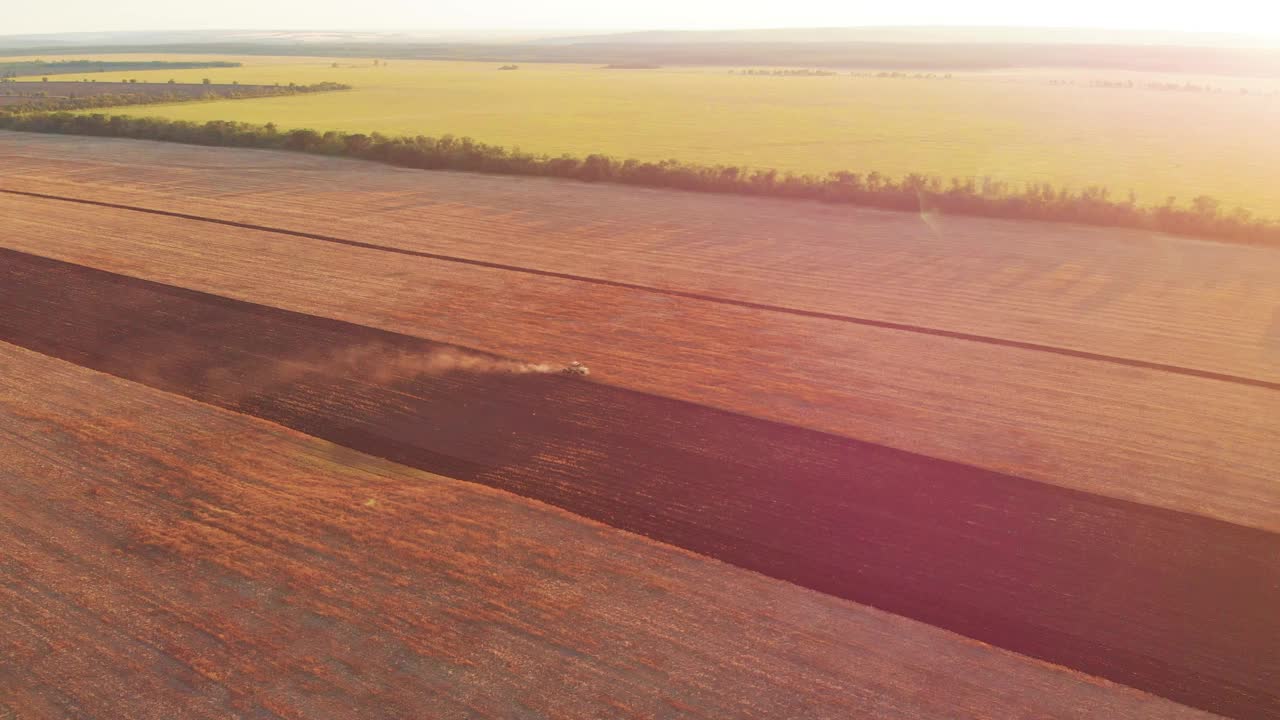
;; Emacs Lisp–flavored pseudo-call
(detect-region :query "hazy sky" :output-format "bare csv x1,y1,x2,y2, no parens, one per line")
7,0,1280,36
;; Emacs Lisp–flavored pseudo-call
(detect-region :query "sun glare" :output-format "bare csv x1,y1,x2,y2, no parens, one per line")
3,4,1278,720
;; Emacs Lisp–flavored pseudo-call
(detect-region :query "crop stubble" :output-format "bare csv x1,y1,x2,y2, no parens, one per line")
1,133,1276,383
0,191,1276,535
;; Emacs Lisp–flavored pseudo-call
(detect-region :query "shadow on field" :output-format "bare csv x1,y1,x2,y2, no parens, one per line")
1,247,1277,720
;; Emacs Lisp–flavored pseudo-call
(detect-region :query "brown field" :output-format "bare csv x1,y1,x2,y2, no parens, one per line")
2,132,1277,383
2,133,1277,719
1,246,1276,717
0,148,1276,535
6,342,1218,719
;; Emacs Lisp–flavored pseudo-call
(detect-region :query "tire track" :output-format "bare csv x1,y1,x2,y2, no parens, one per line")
3,187,1277,392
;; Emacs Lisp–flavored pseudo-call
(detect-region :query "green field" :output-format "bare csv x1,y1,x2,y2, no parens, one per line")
13,54,1280,215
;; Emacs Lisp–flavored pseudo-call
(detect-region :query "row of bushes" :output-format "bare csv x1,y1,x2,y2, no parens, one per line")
1057,79,1271,95
0,60,242,79
731,69,839,76
0,111,1275,244
0,82,350,113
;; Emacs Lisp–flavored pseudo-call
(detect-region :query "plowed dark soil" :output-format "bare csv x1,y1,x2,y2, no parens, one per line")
2,247,1275,720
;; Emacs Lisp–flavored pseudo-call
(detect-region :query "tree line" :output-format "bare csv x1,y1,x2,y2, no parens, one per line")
731,70,953,79
0,82,349,113
732,69,839,76
0,60,241,79
0,111,1274,245
1050,78,1278,96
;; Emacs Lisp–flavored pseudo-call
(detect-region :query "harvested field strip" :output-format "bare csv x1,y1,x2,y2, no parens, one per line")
9,344,1213,720
3,186,1276,392
4,197,1277,536
3,134,1276,385
1,249,1276,720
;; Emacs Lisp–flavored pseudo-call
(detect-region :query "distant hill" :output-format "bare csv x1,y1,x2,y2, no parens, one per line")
6,27,1279,51
4,27,1280,77
0,29,574,50
534,26,1280,48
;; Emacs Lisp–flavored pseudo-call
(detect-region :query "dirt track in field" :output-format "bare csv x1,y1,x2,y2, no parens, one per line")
2,248,1275,720
10,343,1215,720
3,191,1277,536
3,131,1277,384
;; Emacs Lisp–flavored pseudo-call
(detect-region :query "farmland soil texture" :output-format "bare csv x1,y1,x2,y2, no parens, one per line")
6,342,1223,720
1,247,1276,718
1,135,1277,534
1,133,1277,720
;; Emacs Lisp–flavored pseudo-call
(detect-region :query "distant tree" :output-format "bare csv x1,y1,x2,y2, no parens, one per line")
284,128,322,150
1192,195,1221,217
332,62,340,68
128,79,137,84
167,79,176,84
202,78,211,85
41,77,48,82
343,133,373,154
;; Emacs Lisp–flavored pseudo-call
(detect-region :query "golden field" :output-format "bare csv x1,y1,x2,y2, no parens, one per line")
9,53,1280,215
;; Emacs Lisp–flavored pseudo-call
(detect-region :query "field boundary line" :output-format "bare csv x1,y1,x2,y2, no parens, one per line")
4,186,1277,392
